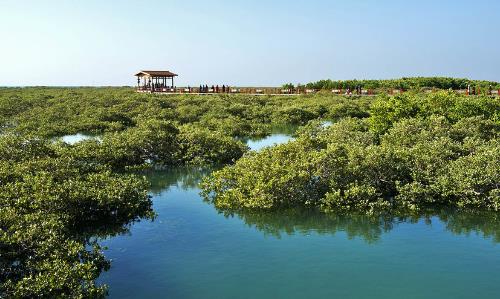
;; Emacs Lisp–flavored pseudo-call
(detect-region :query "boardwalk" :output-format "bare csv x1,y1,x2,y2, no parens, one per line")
136,87,499,97
134,70,500,97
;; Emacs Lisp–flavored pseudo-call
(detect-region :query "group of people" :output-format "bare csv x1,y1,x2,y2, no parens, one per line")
151,83,172,89
344,86,364,95
464,84,497,96
466,84,490,95
198,84,231,93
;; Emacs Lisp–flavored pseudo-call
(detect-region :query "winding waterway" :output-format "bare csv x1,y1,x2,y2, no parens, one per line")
94,133,500,299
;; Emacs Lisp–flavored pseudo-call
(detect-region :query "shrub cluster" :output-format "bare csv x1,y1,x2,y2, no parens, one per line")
202,92,500,213
2,87,498,297
305,77,500,91
0,134,153,298
0,87,370,138
62,120,248,170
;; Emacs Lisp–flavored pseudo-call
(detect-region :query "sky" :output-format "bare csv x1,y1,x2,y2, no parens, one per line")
1,0,500,86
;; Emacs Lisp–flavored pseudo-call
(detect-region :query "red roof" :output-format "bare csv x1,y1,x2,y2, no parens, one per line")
135,70,178,77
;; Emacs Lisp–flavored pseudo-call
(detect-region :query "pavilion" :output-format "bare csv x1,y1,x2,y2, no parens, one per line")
135,70,178,92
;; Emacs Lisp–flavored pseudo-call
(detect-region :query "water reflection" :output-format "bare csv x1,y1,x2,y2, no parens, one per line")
222,208,395,243
242,120,332,151
221,207,500,244
142,167,500,244
59,133,101,144
438,210,500,243
239,124,298,151
79,211,154,241
98,166,500,299
244,134,294,151
141,166,214,195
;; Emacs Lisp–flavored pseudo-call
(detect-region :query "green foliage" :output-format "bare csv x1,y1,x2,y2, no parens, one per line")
0,87,374,297
369,91,500,134
177,125,248,165
62,121,248,170
0,134,153,298
0,87,370,138
2,86,499,297
0,87,373,170
305,77,500,91
69,119,180,169
203,92,500,214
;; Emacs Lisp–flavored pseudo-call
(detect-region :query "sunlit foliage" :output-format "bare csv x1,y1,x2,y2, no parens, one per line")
203,92,500,213
1,86,499,297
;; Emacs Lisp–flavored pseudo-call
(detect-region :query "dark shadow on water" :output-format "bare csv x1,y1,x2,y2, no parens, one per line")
270,123,301,135
84,166,214,242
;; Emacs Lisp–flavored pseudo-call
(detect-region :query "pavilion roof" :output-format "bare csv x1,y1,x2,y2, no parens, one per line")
135,70,178,77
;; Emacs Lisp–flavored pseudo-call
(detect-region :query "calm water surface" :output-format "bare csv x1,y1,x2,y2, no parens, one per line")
96,134,500,299
59,133,99,144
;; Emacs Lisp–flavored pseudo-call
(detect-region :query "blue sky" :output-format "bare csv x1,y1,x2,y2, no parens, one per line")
1,0,499,86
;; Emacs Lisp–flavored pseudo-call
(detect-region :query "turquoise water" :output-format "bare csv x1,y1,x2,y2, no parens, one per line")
96,135,500,299
242,124,297,151
246,133,294,151
59,133,99,144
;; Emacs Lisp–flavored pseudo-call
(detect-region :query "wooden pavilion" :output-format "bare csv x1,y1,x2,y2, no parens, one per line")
135,70,178,93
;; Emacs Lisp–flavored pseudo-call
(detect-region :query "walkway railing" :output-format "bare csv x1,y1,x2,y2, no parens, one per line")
137,86,300,95
136,86,500,96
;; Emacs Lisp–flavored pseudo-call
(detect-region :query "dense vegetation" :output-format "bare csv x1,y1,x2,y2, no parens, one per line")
203,91,500,213
0,87,370,298
0,87,369,138
304,77,500,91
0,87,372,170
0,135,153,298
1,85,499,297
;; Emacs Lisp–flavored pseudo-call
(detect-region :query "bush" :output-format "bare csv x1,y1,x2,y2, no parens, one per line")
203,111,500,213
0,134,153,298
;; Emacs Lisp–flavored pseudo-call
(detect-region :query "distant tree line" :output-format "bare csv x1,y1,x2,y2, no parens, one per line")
301,77,500,91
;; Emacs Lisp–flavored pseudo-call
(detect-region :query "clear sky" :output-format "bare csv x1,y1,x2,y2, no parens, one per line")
1,0,499,86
